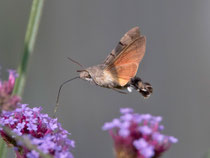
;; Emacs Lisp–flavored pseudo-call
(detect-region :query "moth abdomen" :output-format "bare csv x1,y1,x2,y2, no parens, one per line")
130,77,153,98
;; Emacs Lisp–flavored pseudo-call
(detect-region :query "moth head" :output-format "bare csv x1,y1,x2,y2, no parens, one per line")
77,70,92,81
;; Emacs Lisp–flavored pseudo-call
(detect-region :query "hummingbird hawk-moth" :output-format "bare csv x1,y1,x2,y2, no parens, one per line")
78,27,152,97
54,27,152,116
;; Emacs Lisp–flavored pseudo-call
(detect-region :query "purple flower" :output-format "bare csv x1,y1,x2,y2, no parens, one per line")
133,138,148,150
49,118,58,130
169,136,178,143
152,132,164,143
0,69,20,111
139,126,152,135
0,104,75,158
119,128,130,137
27,122,38,131
0,69,75,157
120,108,134,114
141,146,154,158
26,150,39,158
102,108,178,158
102,118,121,130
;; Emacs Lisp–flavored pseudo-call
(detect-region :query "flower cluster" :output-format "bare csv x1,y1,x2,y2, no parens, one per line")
0,104,75,158
0,70,20,111
0,69,74,158
102,108,178,158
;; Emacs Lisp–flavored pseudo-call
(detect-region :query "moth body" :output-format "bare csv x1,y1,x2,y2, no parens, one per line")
78,27,152,98
54,27,153,117
79,64,121,89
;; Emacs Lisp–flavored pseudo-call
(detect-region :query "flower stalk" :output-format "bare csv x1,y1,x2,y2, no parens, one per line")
0,125,52,158
1,0,45,157
0,138,7,158
13,0,45,96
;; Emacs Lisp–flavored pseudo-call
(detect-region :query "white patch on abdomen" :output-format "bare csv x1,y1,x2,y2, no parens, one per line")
127,86,133,92
85,78,93,82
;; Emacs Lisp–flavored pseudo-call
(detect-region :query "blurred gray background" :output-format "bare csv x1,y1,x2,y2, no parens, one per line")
1,0,210,157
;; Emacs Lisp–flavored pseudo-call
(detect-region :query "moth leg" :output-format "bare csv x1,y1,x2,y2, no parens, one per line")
111,88,128,94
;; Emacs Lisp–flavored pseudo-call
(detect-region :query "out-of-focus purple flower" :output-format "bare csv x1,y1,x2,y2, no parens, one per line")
0,104,75,158
102,108,178,158
120,108,134,114
26,150,39,158
0,69,20,111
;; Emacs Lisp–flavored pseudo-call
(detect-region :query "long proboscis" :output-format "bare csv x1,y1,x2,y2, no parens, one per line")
53,76,80,118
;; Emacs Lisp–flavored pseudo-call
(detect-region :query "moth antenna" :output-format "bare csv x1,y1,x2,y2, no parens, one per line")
53,76,80,118
76,69,89,73
67,57,84,69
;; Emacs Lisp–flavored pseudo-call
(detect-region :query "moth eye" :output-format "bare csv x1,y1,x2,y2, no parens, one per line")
85,73,91,79
85,74,93,82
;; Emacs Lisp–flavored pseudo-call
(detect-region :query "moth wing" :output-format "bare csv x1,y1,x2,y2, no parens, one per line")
104,27,141,65
104,63,138,86
104,36,146,86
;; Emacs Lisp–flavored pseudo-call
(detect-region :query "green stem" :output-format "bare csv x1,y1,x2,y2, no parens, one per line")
13,0,45,96
1,126,52,158
0,138,7,158
0,0,45,157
